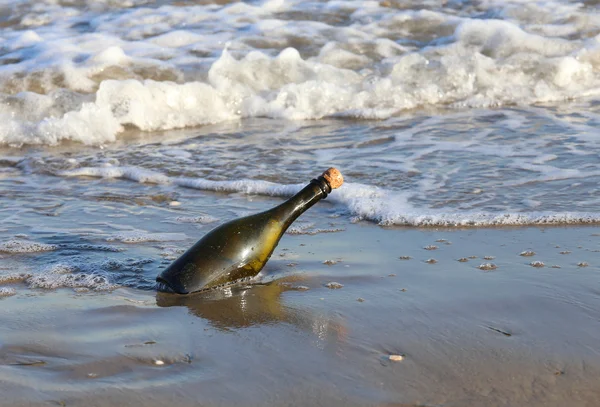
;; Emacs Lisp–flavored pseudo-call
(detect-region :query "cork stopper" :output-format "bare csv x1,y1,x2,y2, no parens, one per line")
321,167,343,189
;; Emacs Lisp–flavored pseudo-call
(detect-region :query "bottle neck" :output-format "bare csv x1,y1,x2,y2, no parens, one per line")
272,176,332,229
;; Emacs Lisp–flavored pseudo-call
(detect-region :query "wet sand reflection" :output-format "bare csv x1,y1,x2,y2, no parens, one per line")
156,281,347,344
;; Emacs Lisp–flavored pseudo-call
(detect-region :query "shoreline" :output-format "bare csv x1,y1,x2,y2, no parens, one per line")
1,223,600,406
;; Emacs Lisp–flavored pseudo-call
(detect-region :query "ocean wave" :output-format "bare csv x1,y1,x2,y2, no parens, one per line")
58,164,600,227
0,0,599,146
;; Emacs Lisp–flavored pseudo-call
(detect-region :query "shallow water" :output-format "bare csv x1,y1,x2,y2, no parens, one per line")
1,0,600,227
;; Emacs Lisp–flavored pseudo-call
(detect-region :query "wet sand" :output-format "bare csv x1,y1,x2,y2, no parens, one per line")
1,224,600,407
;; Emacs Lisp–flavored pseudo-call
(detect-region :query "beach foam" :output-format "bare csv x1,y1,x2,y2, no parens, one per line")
175,215,219,224
0,287,16,297
58,164,600,227
106,231,187,243
26,271,116,291
0,239,58,253
17,256,157,292
1,1,600,146
0,273,33,284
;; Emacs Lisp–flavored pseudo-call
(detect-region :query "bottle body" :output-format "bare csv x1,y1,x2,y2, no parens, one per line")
157,176,333,294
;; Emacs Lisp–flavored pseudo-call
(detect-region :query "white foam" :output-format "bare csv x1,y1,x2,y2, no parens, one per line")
0,239,58,253
107,231,187,243
60,165,171,184
26,272,116,291
20,258,147,291
176,175,303,196
0,287,16,297
67,244,125,252
286,222,345,235
62,164,304,195
175,215,218,224
149,30,205,48
2,1,600,146
160,246,185,260
46,263,79,274
58,164,600,227
0,272,32,284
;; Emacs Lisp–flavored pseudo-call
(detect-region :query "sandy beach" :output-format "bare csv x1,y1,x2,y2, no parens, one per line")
2,216,600,407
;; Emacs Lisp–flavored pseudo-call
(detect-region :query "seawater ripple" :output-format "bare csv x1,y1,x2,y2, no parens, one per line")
0,0,599,227
57,164,600,227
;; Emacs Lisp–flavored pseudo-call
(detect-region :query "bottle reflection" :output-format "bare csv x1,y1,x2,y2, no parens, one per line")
156,281,347,348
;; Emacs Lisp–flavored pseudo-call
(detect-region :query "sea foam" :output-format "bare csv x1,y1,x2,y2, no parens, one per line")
0,239,58,253
14,256,156,292
59,164,600,227
0,287,16,297
26,271,115,291
1,0,600,146
106,231,188,243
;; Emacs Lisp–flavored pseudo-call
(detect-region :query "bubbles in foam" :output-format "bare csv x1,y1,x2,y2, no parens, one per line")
175,215,218,224
286,222,345,235
66,244,125,252
107,231,187,243
160,246,185,261
0,239,58,254
0,273,33,284
0,287,16,297
0,239,125,255
286,222,315,234
26,272,115,291
22,256,151,291
46,263,80,274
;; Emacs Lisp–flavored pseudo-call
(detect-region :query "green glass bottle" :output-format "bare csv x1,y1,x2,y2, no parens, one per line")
156,168,344,294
